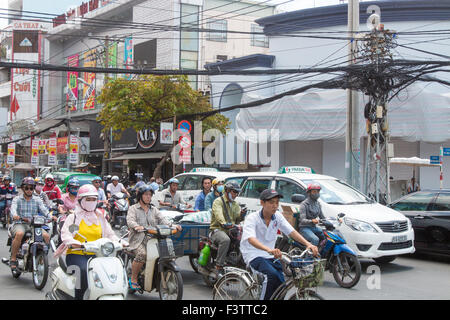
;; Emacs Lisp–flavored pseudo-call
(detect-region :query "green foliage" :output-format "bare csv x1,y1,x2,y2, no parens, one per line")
97,75,230,139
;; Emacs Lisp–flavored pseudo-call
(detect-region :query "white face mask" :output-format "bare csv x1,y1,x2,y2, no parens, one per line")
35,185,43,192
81,198,98,212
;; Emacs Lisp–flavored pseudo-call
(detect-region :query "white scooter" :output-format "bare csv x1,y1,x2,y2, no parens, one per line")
46,225,128,300
120,225,184,300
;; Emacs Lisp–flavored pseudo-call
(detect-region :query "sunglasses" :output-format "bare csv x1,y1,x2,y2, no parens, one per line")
230,190,239,195
23,186,35,191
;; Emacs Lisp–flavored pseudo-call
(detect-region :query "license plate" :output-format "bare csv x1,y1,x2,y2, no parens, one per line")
392,235,407,243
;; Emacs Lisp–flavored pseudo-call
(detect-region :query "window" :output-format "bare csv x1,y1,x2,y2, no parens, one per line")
207,19,227,42
430,193,450,211
302,179,371,205
390,192,436,211
226,176,248,187
251,24,269,48
183,175,203,191
241,179,272,199
164,175,188,190
275,179,306,204
72,175,96,187
216,55,227,62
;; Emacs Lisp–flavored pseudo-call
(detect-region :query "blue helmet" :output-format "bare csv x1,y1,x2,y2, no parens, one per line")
67,178,81,191
92,176,102,183
168,178,180,185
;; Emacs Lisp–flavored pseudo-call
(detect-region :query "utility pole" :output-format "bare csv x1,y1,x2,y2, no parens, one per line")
101,36,110,177
345,0,360,189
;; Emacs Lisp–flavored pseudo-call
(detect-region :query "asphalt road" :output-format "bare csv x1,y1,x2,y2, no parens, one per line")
0,226,448,300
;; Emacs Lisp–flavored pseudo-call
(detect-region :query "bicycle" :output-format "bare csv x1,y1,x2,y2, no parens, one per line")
212,249,325,300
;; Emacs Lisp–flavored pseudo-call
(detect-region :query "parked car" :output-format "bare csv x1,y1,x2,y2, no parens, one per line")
51,172,98,193
389,190,450,257
232,166,416,264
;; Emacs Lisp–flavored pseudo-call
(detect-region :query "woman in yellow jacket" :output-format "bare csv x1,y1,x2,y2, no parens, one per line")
55,184,119,300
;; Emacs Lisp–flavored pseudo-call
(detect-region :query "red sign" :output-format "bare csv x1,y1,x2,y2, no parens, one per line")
57,137,68,154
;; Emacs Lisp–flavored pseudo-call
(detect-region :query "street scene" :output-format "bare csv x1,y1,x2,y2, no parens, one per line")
0,0,449,304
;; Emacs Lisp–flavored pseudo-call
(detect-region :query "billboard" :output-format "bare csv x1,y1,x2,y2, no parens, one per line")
67,54,79,111
83,49,97,110
124,37,133,80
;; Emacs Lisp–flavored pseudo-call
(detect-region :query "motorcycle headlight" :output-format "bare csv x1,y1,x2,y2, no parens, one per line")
33,216,46,225
92,271,103,289
159,227,171,236
344,217,378,233
101,242,115,257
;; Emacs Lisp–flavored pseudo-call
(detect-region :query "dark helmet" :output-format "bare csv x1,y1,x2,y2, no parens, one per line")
307,183,321,192
136,184,154,202
21,177,36,187
224,180,242,193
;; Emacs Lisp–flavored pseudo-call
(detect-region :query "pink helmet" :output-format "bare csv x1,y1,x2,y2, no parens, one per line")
77,184,99,199
307,183,321,192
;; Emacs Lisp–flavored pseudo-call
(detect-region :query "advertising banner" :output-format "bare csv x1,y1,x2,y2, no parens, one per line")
57,137,68,154
31,139,39,166
160,122,173,144
67,54,79,111
83,49,97,110
48,137,57,165
7,143,15,165
124,37,133,80
108,42,117,80
38,139,48,154
69,135,79,164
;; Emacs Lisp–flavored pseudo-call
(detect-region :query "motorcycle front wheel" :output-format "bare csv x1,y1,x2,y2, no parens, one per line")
158,268,183,300
287,289,324,300
332,252,361,288
189,254,199,273
33,251,49,290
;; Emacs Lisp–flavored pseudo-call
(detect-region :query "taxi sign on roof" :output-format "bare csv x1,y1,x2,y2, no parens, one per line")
278,166,314,174
190,167,219,173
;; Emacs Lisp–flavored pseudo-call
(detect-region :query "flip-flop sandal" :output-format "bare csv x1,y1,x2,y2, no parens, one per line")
10,260,18,270
128,278,141,290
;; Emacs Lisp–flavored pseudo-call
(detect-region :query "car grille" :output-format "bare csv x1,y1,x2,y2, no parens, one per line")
375,221,408,233
378,241,413,251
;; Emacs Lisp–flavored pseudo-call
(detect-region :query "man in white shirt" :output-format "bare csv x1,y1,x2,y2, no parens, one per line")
106,176,130,199
240,189,318,300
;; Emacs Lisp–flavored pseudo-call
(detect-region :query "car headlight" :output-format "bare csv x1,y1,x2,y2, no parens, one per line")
344,217,378,233
101,242,115,257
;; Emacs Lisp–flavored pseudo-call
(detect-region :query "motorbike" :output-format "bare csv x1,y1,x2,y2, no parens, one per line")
108,192,129,229
279,213,362,289
0,193,15,228
1,216,52,290
46,227,128,300
120,225,184,300
196,223,246,287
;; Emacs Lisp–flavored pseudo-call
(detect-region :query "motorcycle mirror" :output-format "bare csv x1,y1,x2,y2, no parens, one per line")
291,194,306,204
188,196,194,201
338,213,346,218
96,202,104,209
119,225,129,237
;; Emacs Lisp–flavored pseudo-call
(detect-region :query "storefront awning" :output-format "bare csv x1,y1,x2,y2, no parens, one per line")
12,163,36,171
109,152,166,161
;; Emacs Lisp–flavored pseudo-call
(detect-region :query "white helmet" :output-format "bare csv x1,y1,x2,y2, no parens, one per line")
111,176,119,181
77,184,99,198
45,173,54,180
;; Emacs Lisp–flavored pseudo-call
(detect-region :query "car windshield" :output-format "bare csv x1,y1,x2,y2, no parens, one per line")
72,175,96,186
301,179,372,205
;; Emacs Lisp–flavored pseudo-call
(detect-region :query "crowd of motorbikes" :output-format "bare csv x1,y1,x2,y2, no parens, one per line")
0,176,363,300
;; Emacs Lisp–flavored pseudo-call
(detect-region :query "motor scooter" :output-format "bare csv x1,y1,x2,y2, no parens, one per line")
120,225,184,300
46,225,128,300
108,192,129,229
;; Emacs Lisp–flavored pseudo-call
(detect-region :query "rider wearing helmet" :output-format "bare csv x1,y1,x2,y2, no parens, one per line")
204,178,225,211
158,178,192,209
55,184,121,299
33,177,52,208
9,177,56,270
297,183,326,246
58,178,80,215
43,174,62,201
209,180,245,274
106,175,130,199
91,176,107,202
126,184,182,290
0,175,16,217
194,176,213,211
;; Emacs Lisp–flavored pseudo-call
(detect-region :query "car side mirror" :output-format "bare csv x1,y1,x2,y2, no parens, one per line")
291,194,306,204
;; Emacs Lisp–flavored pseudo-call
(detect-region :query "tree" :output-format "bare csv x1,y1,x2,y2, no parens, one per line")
97,75,230,178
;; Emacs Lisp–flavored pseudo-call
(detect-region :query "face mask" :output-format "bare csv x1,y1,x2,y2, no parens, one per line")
35,185,43,192
46,181,54,187
310,193,320,201
81,198,98,212
227,192,235,202
216,185,224,193
69,188,78,196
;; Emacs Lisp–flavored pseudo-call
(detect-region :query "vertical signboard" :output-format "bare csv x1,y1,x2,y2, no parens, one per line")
11,26,41,121
83,49,97,110
48,136,57,165
124,37,133,80
108,42,117,80
31,139,39,166
7,143,15,165
67,54,79,111
160,122,173,144
69,135,79,164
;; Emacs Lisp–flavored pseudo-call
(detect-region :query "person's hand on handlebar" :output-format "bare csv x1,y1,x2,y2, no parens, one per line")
311,218,319,224
268,248,283,260
134,226,145,232
173,224,182,232
306,243,320,257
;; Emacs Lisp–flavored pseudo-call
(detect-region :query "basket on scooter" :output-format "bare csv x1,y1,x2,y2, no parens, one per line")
157,239,185,259
289,258,326,288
